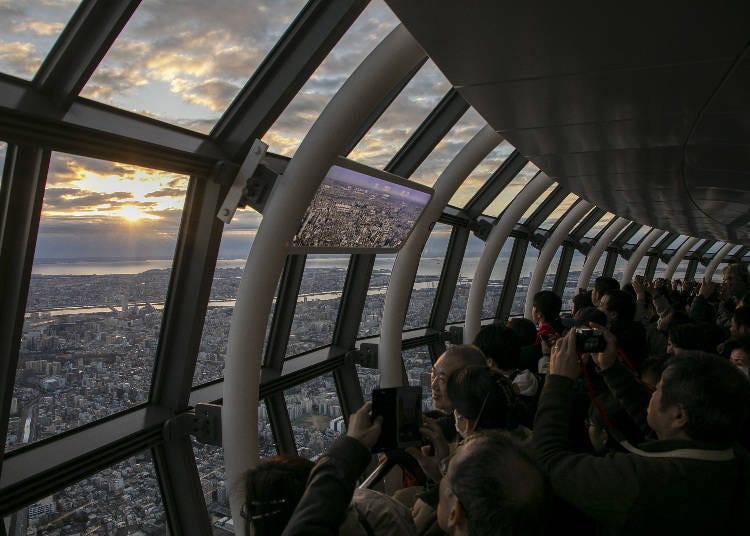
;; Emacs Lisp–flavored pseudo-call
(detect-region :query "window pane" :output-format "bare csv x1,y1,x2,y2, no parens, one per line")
404,223,451,329
565,249,587,308
8,153,188,453
193,208,262,386
409,108,486,188
635,255,649,277
689,238,706,253
194,403,276,534
482,161,539,217
358,255,396,338
350,61,451,169
584,212,616,239
674,260,690,281
448,140,514,208
82,0,306,133
544,247,563,287
0,141,6,170
667,234,689,250
483,239,514,318
591,252,607,279
538,194,578,231
264,0,399,156
447,234,482,324
626,225,652,245
402,347,434,412
519,184,556,224
0,0,78,80
614,253,628,283
6,451,166,535
510,245,540,316
728,244,743,256
694,261,707,280
706,241,725,254
286,374,342,460
286,255,349,357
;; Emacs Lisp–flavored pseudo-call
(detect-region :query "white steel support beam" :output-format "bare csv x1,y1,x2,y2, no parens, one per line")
705,242,735,281
463,173,554,342
621,228,666,284
524,200,592,319
576,217,630,291
379,124,502,387
663,237,700,281
221,25,426,534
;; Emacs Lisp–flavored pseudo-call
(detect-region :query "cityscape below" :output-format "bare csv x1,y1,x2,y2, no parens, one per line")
5,254,695,535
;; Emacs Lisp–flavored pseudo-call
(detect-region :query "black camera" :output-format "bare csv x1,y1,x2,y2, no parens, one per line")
370,386,422,452
575,328,606,353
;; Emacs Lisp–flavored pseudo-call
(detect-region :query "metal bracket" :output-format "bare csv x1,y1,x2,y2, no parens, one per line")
162,403,223,446
472,219,493,241
217,139,269,223
347,343,378,368
446,325,463,344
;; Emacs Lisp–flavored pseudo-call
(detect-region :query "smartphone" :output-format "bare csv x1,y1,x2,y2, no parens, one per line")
370,386,422,452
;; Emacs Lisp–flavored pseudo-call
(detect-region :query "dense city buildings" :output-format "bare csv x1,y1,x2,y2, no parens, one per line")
6,255,672,534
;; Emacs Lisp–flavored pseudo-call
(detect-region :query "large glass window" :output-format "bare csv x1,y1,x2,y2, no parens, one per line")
193,208,263,386
613,253,628,283
409,108,486,188
510,245,540,316
482,161,539,218
286,255,349,358
673,259,690,281
565,249,587,308
626,226,653,245
7,153,188,453
706,241,725,255
538,194,579,231
402,347,433,412
448,140,514,208
0,0,78,80
519,184,557,225
193,402,276,534
264,0,399,156
404,224,451,329
591,252,607,279
584,212,616,238
358,255,397,338
286,374,342,459
350,60,451,169
6,451,166,535
544,247,563,287
83,0,307,133
447,234,483,324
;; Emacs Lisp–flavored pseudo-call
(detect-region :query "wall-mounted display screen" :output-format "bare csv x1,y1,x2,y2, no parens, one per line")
290,157,433,253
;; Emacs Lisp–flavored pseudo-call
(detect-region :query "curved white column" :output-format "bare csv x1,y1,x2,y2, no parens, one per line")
222,25,426,533
379,124,502,387
621,228,666,284
463,173,554,342
523,200,592,319
663,237,700,280
705,242,735,281
576,217,629,292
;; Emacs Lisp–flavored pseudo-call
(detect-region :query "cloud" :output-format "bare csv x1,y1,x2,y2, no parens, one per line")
169,77,240,112
0,40,40,76
15,21,63,36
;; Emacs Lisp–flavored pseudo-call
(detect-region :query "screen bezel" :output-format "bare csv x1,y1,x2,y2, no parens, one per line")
288,156,434,254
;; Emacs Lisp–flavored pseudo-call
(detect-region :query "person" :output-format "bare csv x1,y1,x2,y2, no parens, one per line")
437,431,546,536
724,336,750,378
591,275,619,308
472,324,539,406
447,365,531,442
533,328,750,534
281,402,416,535
531,290,565,342
430,345,487,414
598,288,648,370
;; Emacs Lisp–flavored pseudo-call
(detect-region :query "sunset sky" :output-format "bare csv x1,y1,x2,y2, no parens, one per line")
0,0,577,262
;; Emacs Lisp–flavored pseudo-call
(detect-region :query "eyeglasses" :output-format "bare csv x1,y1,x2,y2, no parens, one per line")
439,456,467,515
240,498,287,521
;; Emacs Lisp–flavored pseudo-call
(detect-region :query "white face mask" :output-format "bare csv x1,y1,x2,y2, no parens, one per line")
454,411,469,439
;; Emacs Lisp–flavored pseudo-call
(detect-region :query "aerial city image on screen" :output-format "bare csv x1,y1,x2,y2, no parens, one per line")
291,164,431,250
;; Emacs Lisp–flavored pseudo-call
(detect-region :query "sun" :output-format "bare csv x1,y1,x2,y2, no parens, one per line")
116,205,156,222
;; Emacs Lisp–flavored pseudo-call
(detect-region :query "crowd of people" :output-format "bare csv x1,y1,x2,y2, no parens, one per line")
240,264,750,535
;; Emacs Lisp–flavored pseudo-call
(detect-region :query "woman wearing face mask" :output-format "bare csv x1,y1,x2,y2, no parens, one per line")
446,366,532,443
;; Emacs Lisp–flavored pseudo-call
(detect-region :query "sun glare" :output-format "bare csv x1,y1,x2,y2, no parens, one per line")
117,205,157,222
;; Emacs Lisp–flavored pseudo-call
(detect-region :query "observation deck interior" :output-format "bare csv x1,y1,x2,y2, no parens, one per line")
0,1,749,535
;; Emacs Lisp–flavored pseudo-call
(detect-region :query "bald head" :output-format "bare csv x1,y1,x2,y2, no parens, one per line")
430,345,486,413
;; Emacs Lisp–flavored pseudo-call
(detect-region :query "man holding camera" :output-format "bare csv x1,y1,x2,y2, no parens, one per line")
533,327,750,534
